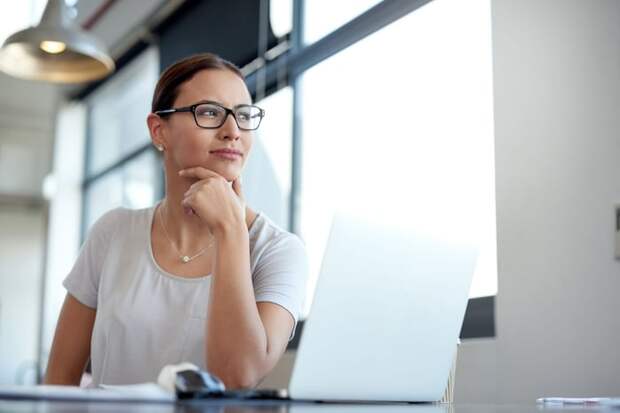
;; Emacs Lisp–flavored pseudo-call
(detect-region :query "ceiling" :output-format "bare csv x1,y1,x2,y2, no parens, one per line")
0,0,171,198
0,0,170,107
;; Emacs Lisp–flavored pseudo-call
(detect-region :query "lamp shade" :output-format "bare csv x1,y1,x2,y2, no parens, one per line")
0,0,115,83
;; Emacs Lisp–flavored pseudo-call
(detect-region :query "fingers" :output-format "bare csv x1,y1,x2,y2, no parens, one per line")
186,181,203,194
184,206,196,216
179,167,224,180
184,176,225,197
231,175,244,199
181,197,196,213
180,167,224,199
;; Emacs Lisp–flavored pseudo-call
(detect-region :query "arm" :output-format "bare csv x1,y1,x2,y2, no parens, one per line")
44,293,96,385
179,167,297,389
206,225,294,389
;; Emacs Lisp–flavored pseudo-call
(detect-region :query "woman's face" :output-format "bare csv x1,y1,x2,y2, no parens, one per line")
157,68,254,182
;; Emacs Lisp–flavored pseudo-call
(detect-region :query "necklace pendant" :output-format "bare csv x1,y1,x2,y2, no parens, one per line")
182,256,190,263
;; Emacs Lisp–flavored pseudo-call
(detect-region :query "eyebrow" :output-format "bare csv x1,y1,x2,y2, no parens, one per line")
193,99,254,108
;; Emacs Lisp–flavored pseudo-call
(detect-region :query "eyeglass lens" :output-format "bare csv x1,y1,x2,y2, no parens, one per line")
194,103,262,130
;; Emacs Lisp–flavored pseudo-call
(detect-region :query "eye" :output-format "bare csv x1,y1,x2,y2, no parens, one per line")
236,111,251,121
197,109,217,117
195,105,222,118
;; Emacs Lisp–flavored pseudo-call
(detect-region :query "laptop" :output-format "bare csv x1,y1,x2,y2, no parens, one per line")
283,213,479,402
185,212,479,403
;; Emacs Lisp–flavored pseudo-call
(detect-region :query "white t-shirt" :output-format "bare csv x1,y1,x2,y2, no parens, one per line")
62,204,308,386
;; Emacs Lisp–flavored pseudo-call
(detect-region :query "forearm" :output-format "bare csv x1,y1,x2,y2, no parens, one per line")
44,294,94,386
206,224,268,389
44,360,84,386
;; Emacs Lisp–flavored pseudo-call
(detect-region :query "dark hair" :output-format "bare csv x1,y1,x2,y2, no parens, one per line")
151,53,245,113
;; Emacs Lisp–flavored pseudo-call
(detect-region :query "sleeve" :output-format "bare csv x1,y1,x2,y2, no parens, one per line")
62,208,121,309
253,232,309,341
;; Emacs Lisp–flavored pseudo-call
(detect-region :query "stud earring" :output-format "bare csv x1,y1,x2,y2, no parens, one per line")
156,144,164,152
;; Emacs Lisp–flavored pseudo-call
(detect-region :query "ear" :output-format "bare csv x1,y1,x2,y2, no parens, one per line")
147,113,167,149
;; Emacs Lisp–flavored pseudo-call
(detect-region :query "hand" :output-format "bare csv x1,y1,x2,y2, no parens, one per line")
179,167,246,237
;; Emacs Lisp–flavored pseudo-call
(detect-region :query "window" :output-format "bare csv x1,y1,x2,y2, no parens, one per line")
303,0,383,44
83,149,159,232
297,0,496,315
270,0,293,39
86,48,159,177
243,87,294,230
82,48,161,235
73,0,496,341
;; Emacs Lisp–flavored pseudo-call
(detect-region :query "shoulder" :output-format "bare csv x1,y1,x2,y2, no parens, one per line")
87,205,154,241
249,212,308,278
249,212,306,254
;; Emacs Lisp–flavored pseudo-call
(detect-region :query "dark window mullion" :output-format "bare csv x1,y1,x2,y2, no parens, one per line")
288,0,305,234
82,143,154,189
246,0,434,92
287,296,496,350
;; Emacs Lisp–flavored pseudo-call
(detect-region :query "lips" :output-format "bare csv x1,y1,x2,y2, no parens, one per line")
210,148,242,161
210,148,243,156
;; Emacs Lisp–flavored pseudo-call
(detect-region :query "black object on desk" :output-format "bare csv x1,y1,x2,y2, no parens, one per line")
175,369,289,401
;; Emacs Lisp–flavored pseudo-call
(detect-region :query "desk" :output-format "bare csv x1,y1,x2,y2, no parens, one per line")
0,400,607,413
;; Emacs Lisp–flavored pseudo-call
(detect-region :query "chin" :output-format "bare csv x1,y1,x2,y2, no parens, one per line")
193,157,242,181
213,166,240,182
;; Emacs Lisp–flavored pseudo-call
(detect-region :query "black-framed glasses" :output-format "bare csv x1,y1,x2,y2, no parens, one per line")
155,101,265,131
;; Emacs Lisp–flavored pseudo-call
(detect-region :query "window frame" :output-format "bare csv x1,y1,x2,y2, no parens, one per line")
76,0,495,348
245,0,496,346
79,45,164,243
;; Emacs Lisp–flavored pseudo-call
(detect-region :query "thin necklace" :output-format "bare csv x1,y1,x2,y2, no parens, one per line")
158,202,215,263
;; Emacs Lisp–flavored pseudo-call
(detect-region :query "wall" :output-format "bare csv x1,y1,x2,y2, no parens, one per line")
0,205,45,384
40,103,86,374
0,71,57,385
491,0,620,402
0,73,56,197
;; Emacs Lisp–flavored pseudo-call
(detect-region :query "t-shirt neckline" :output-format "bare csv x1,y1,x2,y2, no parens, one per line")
147,201,261,282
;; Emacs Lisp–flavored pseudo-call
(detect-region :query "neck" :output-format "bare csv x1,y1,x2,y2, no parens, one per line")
160,163,255,248
160,170,214,252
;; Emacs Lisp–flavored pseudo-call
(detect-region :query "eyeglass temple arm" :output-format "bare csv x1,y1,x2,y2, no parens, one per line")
154,109,176,115
155,107,195,115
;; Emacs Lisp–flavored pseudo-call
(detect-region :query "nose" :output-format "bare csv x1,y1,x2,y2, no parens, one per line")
217,112,241,140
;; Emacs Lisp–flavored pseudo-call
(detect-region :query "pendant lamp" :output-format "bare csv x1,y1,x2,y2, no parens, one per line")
0,0,115,83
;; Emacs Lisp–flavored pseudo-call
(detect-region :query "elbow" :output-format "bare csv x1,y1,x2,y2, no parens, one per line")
209,357,265,390
219,365,262,390
225,372,260,390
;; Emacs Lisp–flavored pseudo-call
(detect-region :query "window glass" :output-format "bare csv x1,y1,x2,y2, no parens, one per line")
86,48,158,176
304,0,382,44
242,87,294,230
84,149,159,234
299,0,496,315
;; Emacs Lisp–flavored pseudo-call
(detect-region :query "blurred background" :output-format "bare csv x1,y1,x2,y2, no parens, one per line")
0,0,618,403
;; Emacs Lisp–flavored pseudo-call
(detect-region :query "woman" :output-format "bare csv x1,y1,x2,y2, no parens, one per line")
44,53,309,389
